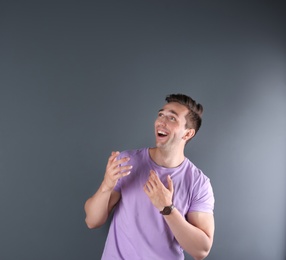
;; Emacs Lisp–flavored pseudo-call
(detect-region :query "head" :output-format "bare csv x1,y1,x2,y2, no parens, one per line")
165,94,203,143
154,93,203,150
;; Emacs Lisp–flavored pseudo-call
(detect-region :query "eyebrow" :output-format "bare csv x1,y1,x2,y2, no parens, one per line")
158,109,179,117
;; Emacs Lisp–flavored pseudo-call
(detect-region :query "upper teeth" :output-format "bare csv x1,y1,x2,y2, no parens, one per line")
158,131,167,135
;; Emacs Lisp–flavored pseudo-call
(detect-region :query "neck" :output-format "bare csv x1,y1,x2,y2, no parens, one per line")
149,147,185,168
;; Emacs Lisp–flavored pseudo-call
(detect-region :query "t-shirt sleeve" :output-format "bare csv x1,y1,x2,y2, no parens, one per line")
188,177,215,214
113,178,122,192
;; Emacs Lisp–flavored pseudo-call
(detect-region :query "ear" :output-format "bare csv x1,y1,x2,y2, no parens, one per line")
183,128,195,142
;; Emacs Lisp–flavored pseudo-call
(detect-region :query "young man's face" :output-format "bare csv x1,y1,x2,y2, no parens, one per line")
154,102,191,149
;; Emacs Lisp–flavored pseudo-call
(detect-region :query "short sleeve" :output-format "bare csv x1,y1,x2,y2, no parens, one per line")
113,178,122,192
188,178,215,214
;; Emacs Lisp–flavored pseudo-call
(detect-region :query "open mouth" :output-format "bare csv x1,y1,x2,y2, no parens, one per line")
157,130,168,137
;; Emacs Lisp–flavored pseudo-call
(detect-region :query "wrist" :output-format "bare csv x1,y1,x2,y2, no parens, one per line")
160,204,175,215
100,181,114,193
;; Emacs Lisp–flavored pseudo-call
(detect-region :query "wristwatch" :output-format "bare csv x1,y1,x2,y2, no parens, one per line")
160,204,175,215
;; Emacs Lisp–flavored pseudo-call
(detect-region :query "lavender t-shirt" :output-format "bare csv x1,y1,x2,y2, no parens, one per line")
101,148,214,260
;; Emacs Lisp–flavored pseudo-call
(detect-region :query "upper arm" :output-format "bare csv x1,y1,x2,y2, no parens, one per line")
108,190,121,213
187,211,215,241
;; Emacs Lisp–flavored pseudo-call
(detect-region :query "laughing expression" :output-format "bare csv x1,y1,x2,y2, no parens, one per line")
154,102,190,149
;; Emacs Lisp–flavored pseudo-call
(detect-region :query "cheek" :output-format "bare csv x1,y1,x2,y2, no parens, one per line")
176,127,186,137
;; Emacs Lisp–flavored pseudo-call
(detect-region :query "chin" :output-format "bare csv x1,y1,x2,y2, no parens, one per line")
155,142,167,149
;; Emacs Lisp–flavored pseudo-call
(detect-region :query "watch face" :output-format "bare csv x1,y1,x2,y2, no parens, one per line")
163,207,171,215
161,205,174,215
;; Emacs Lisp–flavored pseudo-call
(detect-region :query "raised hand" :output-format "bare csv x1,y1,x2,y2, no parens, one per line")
102,151,132,192
143,170,174,211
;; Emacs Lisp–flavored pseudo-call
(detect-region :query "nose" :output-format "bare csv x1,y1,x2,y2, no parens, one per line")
157,115,167,125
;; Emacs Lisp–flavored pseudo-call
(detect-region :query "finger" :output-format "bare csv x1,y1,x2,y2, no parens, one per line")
145,180,154,192
147,176,158,189
146,175,157,190
143,184,150,195
109,156,130,170
108,151,120,164
118,170,131,178
106,155,130,176
116,156,131,166
167,175,173,193
149,170,159,182
119,165,133,173
111,151,119,156
109,152,130,166
109,164,131,177
150,171,165,189
118,165,133,176
107,168,131,183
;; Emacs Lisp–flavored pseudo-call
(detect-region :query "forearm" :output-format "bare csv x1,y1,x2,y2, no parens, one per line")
164,209,213,260
84,151,129,229
84,184,113,229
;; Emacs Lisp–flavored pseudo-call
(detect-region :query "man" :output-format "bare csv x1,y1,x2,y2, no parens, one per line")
84,94,215,260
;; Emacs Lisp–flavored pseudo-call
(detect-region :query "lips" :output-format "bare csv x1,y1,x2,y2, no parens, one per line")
157,130,168,137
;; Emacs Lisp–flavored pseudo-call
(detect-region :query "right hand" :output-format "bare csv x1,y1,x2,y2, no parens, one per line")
102,151,132,192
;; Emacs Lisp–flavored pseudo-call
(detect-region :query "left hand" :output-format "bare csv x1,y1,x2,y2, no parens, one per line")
143,170,174,211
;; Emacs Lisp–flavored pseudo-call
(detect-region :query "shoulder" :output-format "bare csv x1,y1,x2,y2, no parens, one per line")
184,158,210,183
119,147,147,158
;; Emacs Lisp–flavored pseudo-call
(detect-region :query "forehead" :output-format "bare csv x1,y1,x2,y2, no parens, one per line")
160,102,189,117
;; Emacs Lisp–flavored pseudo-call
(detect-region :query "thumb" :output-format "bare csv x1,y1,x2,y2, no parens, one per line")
167,175,173,193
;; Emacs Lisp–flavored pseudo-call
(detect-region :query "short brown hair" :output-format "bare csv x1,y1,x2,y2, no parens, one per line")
165,93,203,135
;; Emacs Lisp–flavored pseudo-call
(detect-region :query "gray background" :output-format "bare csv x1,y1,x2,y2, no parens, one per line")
0,1,285,260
